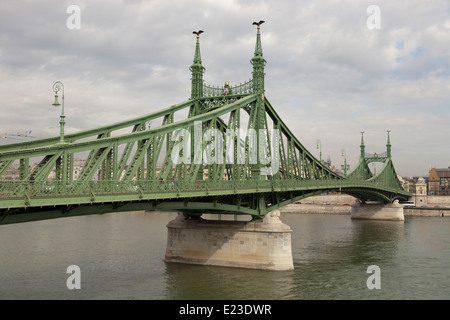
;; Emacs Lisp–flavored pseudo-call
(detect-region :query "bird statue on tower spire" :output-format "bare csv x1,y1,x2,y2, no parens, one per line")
251,20,266,94
190,30,205,99
193,30,204,38
252,20,265,29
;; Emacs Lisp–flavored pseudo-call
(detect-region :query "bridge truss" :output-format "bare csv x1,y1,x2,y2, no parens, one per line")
0,24,411,224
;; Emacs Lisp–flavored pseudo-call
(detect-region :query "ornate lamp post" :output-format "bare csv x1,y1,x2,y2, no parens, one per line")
341,149,349,176
51,81,65,144
316,139,322,163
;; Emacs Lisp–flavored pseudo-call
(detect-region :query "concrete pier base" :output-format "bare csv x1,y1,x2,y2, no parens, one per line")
165,210,294,271
351,200,405,221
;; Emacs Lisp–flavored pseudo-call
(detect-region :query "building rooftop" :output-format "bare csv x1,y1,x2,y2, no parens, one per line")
429,167,450,180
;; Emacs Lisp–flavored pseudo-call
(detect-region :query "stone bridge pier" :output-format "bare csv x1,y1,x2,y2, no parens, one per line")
165,210,294,271
351,200,405,221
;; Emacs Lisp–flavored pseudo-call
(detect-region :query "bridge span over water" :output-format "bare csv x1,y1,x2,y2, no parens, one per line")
0,23,411,225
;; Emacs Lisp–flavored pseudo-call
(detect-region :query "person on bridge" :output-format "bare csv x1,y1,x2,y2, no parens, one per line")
28,173,36,195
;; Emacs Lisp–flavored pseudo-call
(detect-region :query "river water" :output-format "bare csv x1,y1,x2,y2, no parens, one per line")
1,211,449,300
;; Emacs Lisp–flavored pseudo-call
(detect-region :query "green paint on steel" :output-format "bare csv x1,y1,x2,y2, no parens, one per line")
0,22,411,224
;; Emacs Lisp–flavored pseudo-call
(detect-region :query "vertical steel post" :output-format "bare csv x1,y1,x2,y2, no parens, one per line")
250,22,267,180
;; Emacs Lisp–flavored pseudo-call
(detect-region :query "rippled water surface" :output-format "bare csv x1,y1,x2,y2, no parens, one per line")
1,211,449,300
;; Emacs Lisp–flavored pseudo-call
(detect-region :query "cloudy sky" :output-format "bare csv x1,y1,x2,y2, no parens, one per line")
0,0,449,177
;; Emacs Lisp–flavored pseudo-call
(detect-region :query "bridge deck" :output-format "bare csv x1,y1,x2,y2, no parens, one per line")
0,179,411,210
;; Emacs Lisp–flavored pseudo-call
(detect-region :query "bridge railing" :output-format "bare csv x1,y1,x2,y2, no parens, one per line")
202,80,253,97
0,178,400,200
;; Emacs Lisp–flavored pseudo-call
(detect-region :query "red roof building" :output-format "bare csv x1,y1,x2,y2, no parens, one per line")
428,167,450,195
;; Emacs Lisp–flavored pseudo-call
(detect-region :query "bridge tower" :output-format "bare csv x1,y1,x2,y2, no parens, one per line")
349,131,405,220
250,22,268,181
190,31,205,100
189,31,206,180
386,130,392,158
165,22,294,271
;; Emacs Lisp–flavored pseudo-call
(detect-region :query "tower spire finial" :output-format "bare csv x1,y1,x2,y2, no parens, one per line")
190,30,205,99
386,130,392,158
192,30,204,64
360,131,365,158
252,20,265,57
251,20,266,94
250,20,267,180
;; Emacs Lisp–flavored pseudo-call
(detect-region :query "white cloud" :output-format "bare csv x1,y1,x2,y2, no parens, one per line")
0,0,449,177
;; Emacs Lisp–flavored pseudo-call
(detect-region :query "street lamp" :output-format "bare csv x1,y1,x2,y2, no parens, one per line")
316,139,322,163
52,81,65,144
341,149,349,176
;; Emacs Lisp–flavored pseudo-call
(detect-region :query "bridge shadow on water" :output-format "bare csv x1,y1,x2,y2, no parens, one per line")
163,262,297,300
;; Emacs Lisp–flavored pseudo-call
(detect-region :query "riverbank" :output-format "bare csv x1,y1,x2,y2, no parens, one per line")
279,194,450,217
280,203,351,215
404,207,450,217
280,194,353,215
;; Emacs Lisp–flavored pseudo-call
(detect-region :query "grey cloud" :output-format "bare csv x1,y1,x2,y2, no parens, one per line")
0,0,449,177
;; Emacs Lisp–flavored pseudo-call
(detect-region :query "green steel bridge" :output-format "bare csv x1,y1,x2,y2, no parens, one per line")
0,24,411,225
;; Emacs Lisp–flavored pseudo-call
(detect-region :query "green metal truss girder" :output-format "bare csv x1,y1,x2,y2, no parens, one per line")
264,98,340,181
347,157,373,180
368,158,403,190
0,94,257,189
0,89,411,224
0,25,412,224
0,89,411,223
0,96,253,166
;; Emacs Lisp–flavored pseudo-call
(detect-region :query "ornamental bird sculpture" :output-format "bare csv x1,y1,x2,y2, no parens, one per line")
193,30,204,37
252,20,265,27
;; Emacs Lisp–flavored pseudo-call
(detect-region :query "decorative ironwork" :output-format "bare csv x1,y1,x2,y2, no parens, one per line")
365,151,388,163
202,79,253,97
0,22,411,224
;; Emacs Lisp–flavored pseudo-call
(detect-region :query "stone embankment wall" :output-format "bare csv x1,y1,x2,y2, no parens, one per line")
404,207,450,217
280,194,450,217
281,203,352,215
280,194,354,215
412,195,450,208
405,195,450,216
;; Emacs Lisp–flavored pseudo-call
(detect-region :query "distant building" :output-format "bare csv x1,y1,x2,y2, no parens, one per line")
428,167,450,195
397,175,410,192
415,177,427,195
403,176,418,194
73,158,86,181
